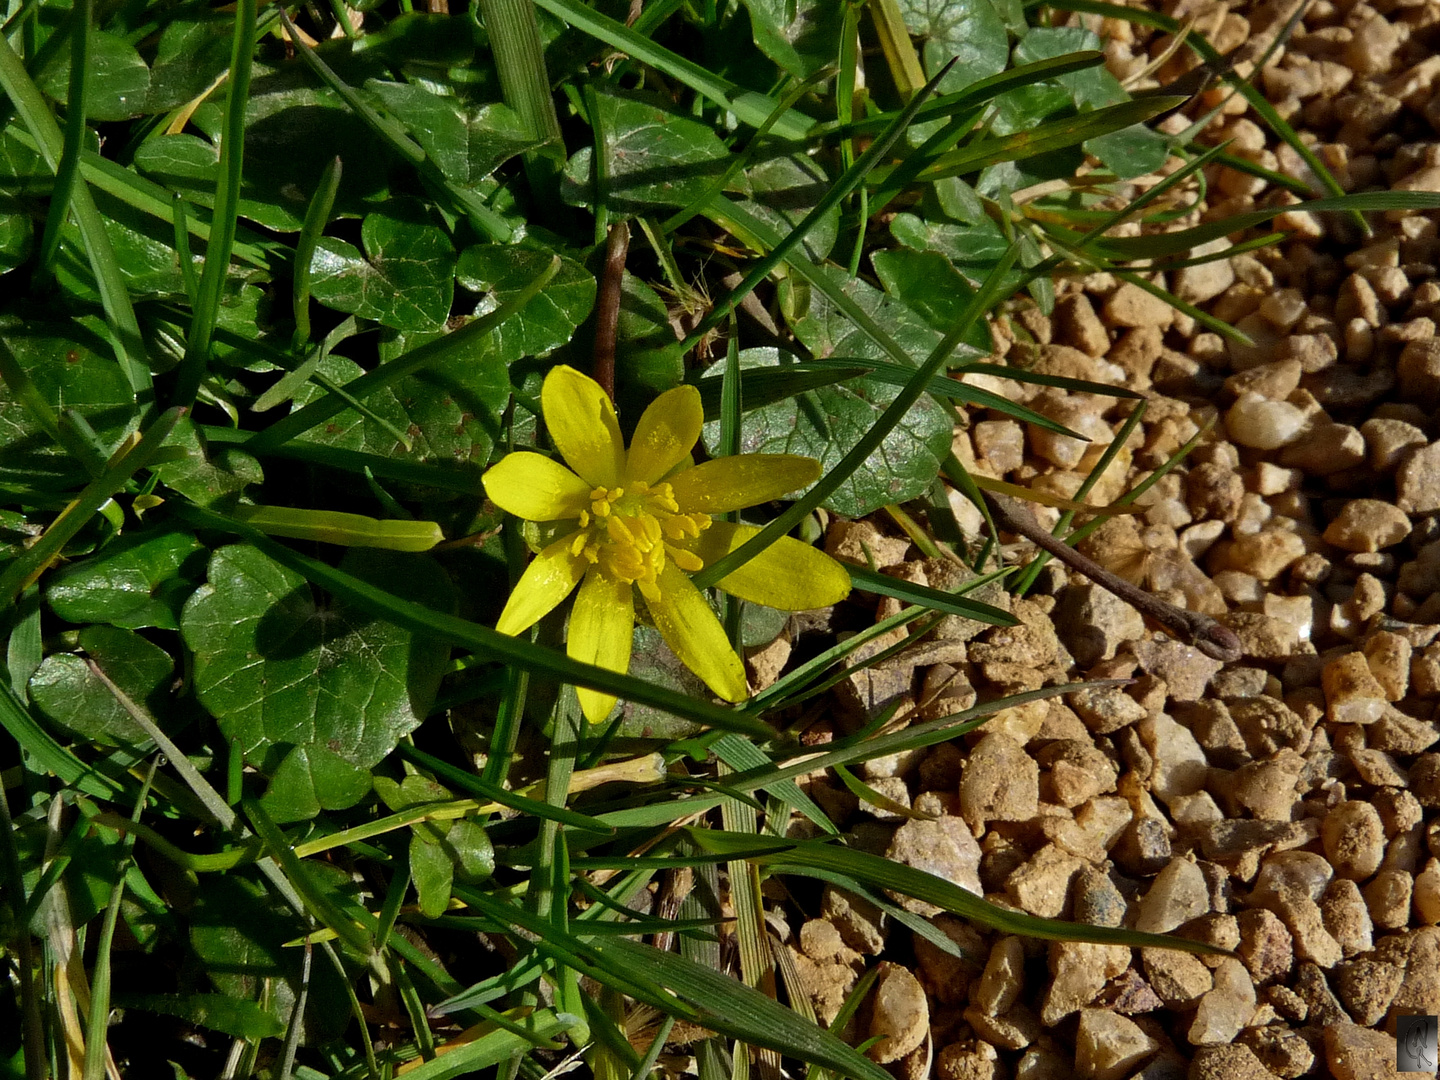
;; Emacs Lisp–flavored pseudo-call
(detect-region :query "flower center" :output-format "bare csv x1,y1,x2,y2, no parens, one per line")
566,479,710,600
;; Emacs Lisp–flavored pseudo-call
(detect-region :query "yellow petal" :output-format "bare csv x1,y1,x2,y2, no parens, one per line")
568,569,634,724
668,454,821,514
542,365,625,488
625,385,702,486
690,522,852,610
494,537,587,636
482,452,591,521
646,563,747,703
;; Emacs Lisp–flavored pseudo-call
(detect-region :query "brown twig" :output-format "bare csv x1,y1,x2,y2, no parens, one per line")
592,222,629,402
981,491,1243,663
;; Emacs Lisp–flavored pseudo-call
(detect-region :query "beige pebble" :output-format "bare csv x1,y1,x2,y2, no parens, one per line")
1322,652,1389,724
1321,801,1386,882
1398,338,1440,407
1279,421,1366,474
1073,1009,1159,1080
1324,1023,1401,1080
1190,1043,1282,1080
1322,878,1375,957
935,1041,1002,1080
1006,844,1084,919
1363,632,1412,700
1188,957,1257,1046
1053,294,1110,357
1397,442,1440,514
1415,858,1440,925
1136,857,1210,933
972,936,1025,1016
1363,869,1413,929
1172,241,1236,304
1103,282,1174,329
1240,907,1296,990
959,733,1038,828
1323,499,1413,552
1042,941,1130,1025
867,962,928,1063
1211,528,1307,581
1261,884,1345,970
1142,946,1212,1007
1225,392,1309,449
1362,417,1427,472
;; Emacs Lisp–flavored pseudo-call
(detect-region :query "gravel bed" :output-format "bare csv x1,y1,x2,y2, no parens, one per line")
754,0,1440,1076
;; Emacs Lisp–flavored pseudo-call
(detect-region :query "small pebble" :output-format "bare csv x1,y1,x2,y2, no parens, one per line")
1321,801,1386,882
1225,393,1309,449
1323,499,1413,553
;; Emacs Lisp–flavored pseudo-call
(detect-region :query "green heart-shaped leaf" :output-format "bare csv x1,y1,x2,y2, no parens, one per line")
180,544,452,769
309,205,456,331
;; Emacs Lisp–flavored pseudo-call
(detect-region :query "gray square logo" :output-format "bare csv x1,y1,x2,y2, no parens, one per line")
1398,1014,1439,1075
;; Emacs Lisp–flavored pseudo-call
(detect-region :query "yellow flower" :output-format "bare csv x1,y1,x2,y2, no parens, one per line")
482,365,852,723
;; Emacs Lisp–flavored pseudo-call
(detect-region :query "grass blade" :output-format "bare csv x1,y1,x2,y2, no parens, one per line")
687,830,1232,955
683,57,957,351
0,34,152,401
293,156,342,349
532,0,814,139
175,0,257,410
33,0,90,282
1091,191,1440,260
0,407,185,603
845,563,1014,622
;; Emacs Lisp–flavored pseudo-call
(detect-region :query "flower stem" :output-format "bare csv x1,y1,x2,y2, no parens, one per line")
981,490,1242,663
592,222,628,401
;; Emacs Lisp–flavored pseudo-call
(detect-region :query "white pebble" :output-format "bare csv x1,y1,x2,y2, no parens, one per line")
1225,392,1309,450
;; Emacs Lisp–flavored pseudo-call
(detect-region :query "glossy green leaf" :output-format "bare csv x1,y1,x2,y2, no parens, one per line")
410,830,453,918
455,246,596,363
45,525,206,630
1012,29,1120,109
443,818,495,883
739,153,838,262
790,261,987,367
137,74,392,231
366,81,540,186
144,10,236,113
897,0,1009,93
736,0,845,80
870,248,994,355
0,320,136,489
700,348,952,517
150,418,264,509
309,204,456,331
0,205,33,273
288,346,507,471
609,271,686,404
1086,122,1171,180
112,994,284,1041
1008,30,1169,179
258,744,372,824
38,30,151,121
563,89,743,213
28,626,173,746
180,544,452,770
